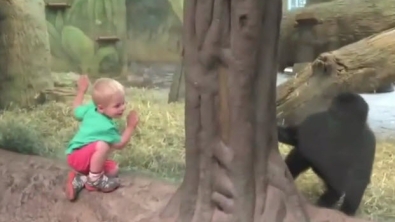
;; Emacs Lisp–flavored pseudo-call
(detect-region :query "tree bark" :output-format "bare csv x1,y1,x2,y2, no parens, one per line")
0,0,53,109
278,0,395,72
159,0,373,221
276,27,395,127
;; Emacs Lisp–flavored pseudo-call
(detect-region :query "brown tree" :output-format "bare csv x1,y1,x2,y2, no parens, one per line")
157,0,373,221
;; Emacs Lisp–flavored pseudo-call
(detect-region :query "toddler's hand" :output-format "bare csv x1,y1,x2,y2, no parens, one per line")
127,110,139,128
77,75,90,93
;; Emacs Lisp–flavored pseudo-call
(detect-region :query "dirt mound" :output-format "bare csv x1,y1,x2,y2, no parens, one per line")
0,150,175,222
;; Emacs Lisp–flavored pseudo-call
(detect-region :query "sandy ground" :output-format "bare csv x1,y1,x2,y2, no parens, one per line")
0,149,375,222
0,150,176,222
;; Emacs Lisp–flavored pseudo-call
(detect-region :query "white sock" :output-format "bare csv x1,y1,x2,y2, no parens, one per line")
88,172,102,182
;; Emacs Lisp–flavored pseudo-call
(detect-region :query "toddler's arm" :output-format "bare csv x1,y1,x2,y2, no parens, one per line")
73,88,85,109
111,126,135,150
73,74,90,109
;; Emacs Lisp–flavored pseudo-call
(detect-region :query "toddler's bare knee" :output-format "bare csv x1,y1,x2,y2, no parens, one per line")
95,141,111,153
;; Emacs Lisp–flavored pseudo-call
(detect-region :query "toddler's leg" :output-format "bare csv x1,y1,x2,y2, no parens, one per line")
65,170,87,201
85,141,120,192
104,160,119,177
66,147,93,201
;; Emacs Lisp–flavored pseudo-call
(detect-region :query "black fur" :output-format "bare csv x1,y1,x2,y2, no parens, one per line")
278,92,376,216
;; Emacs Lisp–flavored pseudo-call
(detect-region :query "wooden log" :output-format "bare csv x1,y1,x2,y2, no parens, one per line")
278,0,395,72
292,62,310,74
276,28,395,126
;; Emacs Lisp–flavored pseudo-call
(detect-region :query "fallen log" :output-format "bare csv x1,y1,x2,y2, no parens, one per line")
278,0,395,72
276,28,395,126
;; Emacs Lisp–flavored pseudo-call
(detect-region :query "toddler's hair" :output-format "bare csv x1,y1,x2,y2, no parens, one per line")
91,78,125,105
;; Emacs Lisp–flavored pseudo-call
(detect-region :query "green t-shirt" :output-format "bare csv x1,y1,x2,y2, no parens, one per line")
65,101,121,154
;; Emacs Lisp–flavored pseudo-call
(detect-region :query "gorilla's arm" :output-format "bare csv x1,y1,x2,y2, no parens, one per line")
277,125,298,146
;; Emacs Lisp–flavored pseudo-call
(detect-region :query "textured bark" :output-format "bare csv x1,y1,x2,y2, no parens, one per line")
276,28,395,126
278,0,395,72
159,0,373,221
0,0,53,109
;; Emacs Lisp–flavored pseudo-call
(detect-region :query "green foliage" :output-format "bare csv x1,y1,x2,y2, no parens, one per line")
54,11,64,32
0,117,55,156
168,0,183,22
96,46,120,73
45,0,127,75
47,21,69,60
61,25,96,72
0,88,185,179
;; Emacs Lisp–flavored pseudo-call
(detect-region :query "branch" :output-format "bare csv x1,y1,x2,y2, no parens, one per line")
183,0,197,49
212,163,235,198
213,140,233,167
198,0,225,70
212,192,234,213
195,0,215,48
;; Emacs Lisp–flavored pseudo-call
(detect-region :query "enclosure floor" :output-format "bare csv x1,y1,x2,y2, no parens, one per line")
0,149,387,221
0,150,175,222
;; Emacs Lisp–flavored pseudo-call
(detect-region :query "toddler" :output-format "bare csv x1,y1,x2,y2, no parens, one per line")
64,75,138,201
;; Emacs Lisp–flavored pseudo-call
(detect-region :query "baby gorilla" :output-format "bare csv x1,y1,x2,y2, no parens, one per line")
278,92,376,216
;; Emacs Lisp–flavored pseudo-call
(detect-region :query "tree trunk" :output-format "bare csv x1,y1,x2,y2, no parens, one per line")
278,0,395,72
158,0,373,221
0,0,53,109
168,59,185,103
276,27,395,127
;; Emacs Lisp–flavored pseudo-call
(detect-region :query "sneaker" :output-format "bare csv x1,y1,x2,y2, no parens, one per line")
85,174,120,193
65,171,86,201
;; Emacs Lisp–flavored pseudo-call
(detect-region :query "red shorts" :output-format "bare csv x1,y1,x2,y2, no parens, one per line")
67,141,118,175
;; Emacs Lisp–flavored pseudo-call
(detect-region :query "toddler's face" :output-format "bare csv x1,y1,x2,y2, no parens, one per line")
98,91,126,118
